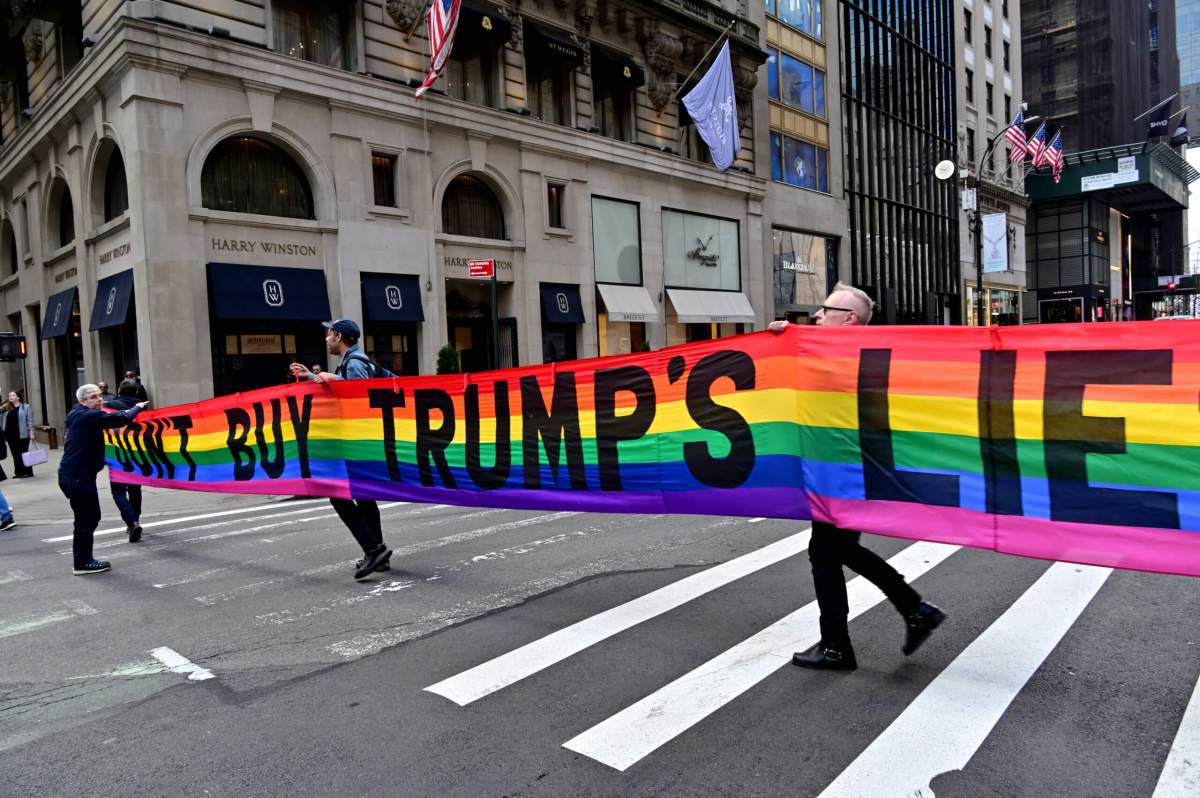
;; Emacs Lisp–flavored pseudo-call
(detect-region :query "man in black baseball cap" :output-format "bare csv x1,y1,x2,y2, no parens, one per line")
290,318,392,580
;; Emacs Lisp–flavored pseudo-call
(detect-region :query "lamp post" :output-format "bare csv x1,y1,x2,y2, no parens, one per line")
968,115,1039,327
931,113,1036,326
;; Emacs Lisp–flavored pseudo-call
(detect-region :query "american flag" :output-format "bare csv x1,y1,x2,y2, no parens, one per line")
1027,122,1050,168
1004,110,1028,162
414,0,461,99
1045,129,1064,183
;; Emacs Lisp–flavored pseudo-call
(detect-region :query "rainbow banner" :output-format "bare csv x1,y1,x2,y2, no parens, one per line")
107,321,1200,577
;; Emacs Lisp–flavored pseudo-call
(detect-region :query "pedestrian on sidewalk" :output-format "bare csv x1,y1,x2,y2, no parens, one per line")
59,383,147,575
98,382,114,402
105,381,146,542
0,485,15,531
3,390,35,478
290,319,393,581
122,370,149,402
769,283,946,671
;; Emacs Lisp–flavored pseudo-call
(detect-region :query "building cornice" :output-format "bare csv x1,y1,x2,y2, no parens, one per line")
2,16,767,198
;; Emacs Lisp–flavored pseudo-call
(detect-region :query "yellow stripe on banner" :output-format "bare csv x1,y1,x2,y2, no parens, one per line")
888,394,981,438
1011,399,1200,447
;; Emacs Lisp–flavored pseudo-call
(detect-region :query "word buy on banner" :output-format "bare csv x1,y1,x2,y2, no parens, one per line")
106,322,1200,578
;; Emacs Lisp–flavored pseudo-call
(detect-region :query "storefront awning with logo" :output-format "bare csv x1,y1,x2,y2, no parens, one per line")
460,0,511,40
666,288,756,324
597,283,658,323
361,273,424,322
540,283,585,324
40,287,78,340
207,263,332,321
526,21,582,62
591,45,645,89
88,270,134,331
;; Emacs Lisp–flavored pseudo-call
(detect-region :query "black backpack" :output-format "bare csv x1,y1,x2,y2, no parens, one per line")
337,352,397,380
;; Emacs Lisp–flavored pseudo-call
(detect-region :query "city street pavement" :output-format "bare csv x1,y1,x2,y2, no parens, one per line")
1,450,1199,796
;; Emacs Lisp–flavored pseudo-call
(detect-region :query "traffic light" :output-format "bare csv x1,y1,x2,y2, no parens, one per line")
0,334,26,361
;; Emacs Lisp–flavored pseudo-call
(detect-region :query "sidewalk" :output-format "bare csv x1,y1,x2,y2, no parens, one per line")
1,447,282,530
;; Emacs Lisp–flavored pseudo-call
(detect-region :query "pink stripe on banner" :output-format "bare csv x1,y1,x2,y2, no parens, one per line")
109,474,353,500
822,497,1200,578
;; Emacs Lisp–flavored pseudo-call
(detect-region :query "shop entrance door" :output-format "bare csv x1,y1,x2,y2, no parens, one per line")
448,317,518,372
210,320,325,396
446,279,516,372
1039,297,1084,324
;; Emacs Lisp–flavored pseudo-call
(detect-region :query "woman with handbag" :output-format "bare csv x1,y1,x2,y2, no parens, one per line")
4,390,34,478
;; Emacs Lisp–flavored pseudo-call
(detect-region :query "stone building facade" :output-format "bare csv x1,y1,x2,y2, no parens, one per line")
0,0,855,433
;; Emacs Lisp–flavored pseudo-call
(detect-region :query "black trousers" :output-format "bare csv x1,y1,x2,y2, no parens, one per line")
112,483,142,527
809,521,921,649
329,498,384,554
8,436,31,477
60,476,102,568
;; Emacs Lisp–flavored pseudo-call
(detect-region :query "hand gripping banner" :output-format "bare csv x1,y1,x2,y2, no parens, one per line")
107,321,1200,577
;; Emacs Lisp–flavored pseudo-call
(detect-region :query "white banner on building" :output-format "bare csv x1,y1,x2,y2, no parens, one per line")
982,212,1008,273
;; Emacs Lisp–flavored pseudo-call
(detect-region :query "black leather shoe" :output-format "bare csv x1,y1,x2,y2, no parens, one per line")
902,602,947,655
127,524,142,543
354,547,393,580
792,643,858,671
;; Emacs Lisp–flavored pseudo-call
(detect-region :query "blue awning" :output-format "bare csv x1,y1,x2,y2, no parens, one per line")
40,287,78,339
207,263,332,321
540,283,584,324
88,270,134,331
361,273,424,322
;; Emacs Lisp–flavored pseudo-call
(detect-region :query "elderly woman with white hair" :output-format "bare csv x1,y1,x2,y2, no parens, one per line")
58,383,147,575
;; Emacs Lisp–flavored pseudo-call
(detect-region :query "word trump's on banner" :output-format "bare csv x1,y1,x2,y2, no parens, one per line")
107,322,1200,577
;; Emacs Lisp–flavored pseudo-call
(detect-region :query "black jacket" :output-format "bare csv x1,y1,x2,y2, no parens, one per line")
59,403,142,482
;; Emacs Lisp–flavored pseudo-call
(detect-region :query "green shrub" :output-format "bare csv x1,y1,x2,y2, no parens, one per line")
436,344,461,375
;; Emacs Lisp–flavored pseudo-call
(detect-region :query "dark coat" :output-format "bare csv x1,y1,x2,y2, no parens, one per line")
59,403,142,482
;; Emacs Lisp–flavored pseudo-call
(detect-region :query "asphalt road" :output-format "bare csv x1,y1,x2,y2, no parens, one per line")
1,458,1198,797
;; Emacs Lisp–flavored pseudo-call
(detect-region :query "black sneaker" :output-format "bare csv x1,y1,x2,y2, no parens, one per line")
354,547,393,581
352,554,391,573
73,560,112,575
792,642,858,671
127,524,143,543
0,517,15,531
902,602,947,656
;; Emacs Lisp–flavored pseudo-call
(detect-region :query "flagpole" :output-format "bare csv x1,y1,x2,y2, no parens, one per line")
666,20,737,109
1133,92,1178,121
406,0,431,41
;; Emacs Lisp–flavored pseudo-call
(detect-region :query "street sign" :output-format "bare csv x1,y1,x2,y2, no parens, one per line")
961,188,977,211
468,259,495,278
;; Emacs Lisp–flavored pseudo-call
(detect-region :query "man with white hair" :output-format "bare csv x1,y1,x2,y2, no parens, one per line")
769,282,946,671
58,383,147,575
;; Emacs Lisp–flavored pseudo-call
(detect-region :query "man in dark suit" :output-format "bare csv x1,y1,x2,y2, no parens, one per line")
769,283,946,671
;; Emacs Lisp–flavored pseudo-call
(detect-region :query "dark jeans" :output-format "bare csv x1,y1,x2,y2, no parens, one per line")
60,476,102,568
329,498,384,554
112,483,142,528
8,436,31,477
809,521,921,649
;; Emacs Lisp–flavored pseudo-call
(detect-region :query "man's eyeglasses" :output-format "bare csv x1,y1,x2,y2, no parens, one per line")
818,305,857,314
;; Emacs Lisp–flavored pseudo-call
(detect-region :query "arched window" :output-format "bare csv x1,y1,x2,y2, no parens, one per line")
441,174,505,239
1,220,17,276
201,136,315,219
51,179,75,248
104,148,129,222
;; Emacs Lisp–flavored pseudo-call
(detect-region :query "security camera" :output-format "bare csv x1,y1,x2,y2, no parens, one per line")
20,109,33,119
81,34,99,48
208,25,231,38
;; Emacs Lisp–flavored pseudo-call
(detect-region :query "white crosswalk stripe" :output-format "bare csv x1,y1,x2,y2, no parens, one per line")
425,528,812,706
1154,672,1200,797
561,541,958,771
817,562,1111,797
